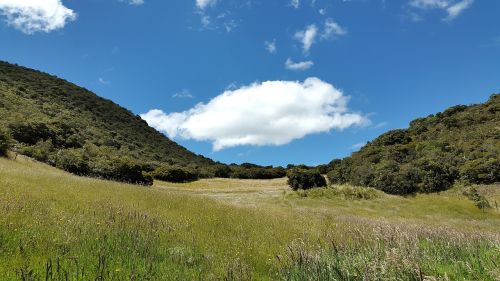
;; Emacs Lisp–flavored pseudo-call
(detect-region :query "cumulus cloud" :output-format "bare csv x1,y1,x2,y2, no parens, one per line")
409,0,474,21
294,24,318,54
141,78,368,151
285,58,314,71
322,18,347,40
0,0,76,34
265,39,277,54
196,0,217,10
290,0,300,9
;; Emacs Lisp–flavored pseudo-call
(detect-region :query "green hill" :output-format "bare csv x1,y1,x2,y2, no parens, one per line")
0,61,216,184
327,94,500,194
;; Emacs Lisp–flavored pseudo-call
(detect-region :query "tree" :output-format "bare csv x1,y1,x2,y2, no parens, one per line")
152,165,199,183
287,169,326,191
0,128,11,157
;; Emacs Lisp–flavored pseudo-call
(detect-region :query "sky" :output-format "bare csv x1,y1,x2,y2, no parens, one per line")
0,0,499,166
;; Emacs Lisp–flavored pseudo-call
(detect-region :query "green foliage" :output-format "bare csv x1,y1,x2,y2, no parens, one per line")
54,148,89,175
328,94,500,195
152,165,199,183
0,60,219,185
287,169,327,191
230,163,286,179
0,127,11,156
212,164,232,178
462,186,491,211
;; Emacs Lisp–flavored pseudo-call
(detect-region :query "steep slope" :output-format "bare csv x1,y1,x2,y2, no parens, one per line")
0,61,215,183
327,94,500,195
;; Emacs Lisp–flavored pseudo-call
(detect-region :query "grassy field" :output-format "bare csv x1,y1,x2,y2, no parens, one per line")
0,156,499,280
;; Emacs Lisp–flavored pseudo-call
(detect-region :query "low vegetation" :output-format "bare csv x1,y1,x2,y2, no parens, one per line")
0,128,11,157
287,168,327,190
1,157,499,280
326,94,500,195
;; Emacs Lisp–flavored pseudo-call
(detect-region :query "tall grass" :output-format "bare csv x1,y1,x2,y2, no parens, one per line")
0,157,499,280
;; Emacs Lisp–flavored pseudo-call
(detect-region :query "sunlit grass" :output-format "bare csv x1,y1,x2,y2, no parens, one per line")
0,156,499,280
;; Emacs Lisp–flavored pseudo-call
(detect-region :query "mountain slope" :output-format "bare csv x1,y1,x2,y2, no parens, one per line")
327,94,500,195
0,61,215,183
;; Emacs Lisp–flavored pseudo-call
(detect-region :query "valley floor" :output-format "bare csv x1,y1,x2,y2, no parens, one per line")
1,156,499,280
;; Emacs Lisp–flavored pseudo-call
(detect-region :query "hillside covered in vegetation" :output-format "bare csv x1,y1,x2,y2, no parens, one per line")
0,61,220,184
327,94,500,195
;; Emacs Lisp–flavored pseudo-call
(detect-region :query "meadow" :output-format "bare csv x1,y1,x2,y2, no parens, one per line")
0,156,499,280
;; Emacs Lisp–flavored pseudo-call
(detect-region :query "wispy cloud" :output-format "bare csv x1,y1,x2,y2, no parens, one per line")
321,18,347,40
290,0,300,9
409,0,474,21
285,58,314,71
349,142,366,151
172,89,194,99
265,39,277,54
141,78,368,151
196,0,217,10
0,0,77,34
295,24,318,54
98,77,110,85
444,0,474,21
128,0,144,5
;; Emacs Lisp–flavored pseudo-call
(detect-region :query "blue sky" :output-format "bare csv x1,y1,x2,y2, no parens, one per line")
0,0,499,166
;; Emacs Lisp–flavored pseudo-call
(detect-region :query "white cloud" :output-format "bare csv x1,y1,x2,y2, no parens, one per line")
321,18,347,40
141,78,368,151
410,0,449,9
196,0,217,10
294,24,318,54
349,142,366,151
290,0,300,8
173,89,194,99
319,8,326,15
98,77,110,85
128,0,144,5
0,0,76,34
444,0,473,21
409,0,474,21
285,58,314,71
265,39,277,54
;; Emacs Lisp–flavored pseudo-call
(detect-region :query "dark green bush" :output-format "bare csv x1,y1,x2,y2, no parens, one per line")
54,149,89,175
460,159,500,184
152,165,199,183
9,121,54,145
230,165,286,179
0,128,11,156
212,164,232,178
287,169,327,191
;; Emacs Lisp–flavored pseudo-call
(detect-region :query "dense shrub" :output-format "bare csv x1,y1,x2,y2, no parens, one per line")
0,128,11,156
19,140,54,163
287,169,327,191
111,157,153,185
324,94,500,195
212,164,232,178
9,121,54,145
54,149,89,175
414,160,458,193
152,165,199,183
460,159,500,184
230,165,286,179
